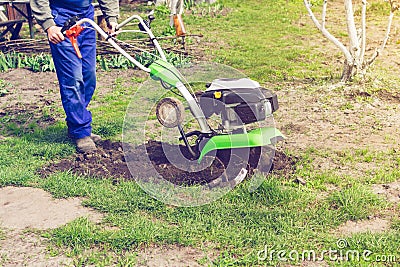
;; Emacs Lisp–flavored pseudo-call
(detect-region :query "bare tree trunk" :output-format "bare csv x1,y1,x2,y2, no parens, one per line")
344,0,360,59
303,0,353,65
304,0,398,82
341,60,354,82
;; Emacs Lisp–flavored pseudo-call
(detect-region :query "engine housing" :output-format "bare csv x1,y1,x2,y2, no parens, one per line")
199,78,279,132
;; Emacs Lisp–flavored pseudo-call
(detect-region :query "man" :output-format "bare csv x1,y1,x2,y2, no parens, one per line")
155,0,185,36
30,0,119,153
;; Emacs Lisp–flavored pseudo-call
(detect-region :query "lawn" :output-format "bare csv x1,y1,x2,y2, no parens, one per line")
0,0,399,266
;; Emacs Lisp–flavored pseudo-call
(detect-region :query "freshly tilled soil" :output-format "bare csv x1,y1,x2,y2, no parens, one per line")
39,139,297,185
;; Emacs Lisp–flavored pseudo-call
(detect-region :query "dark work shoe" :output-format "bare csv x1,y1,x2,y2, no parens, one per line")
76,136,97,153
90,133,102,143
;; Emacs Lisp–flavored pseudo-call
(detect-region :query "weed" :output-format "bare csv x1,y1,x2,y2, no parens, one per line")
184,0,196,10
0,51,190,73
0,79,11,96
328,184,384,221
96,51,191,71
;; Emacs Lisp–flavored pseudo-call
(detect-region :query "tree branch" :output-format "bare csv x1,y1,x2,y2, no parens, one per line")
303,0,353,64
322,0,327,29
360,0,367,63
366,11,394,66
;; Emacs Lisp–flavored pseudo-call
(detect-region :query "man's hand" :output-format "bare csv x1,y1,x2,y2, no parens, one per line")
47,26,65,44
107,21,118,35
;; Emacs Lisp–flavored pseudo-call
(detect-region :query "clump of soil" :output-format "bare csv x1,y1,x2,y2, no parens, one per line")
271,149,298,177
39,140,297,186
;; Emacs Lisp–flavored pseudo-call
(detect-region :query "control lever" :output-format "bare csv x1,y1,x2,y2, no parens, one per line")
138,14,155,31
61,16,84,59
61,16,80,33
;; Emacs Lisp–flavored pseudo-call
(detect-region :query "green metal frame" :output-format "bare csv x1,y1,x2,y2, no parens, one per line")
149,60,183,87
198,127,284,162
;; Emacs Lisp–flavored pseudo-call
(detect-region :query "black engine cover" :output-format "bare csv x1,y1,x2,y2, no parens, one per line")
234,102,266,124
199,87,279,122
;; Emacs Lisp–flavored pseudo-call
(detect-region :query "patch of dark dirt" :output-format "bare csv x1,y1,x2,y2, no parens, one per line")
271,149,298,178
39,140,297,186
344,89,372,99
280,122,308,135
376,90,400,104
346,88,400,104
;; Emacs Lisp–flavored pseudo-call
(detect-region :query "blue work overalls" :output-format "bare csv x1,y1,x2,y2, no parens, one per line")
49,1,96,139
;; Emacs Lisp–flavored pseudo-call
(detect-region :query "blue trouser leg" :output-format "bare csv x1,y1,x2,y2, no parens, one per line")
80,35,96,108
50,5,96,139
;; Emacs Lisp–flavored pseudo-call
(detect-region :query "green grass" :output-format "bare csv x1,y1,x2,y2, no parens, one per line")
0,0,399,266
0,79,11,96
328,184,385,221
37,172,397,265
292,147,400,189
38,175,348,264
182,0,338,83
0,124,74,187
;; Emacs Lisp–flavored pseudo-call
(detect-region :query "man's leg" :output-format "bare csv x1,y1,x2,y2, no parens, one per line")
51,40,93,140
79,5,101,143
50,5,97,152
50,29,97,152
80,5,96,108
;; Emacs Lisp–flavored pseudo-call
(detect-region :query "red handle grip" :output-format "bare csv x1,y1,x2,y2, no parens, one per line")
65,25,84,59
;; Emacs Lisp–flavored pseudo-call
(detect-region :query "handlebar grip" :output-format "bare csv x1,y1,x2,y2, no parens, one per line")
63,22,84,59
138,14,155,31
60,24,69,34
138,20,151,31
61,16,80,34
